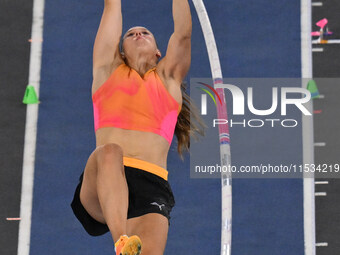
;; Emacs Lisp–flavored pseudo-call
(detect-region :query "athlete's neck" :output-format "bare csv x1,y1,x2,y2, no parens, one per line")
125,55,157,77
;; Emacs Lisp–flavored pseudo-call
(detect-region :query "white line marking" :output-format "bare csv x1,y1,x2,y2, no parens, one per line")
315,181,328,185
17,0,45,254
28,38,43,43
312,39,340,44
318,94,325,99
7,218,21,221
314,142,326,147
316,242,328,247
315,192,327,196
320,39,340,44
312,48,323,52
301,0,316,254
312,2,323,7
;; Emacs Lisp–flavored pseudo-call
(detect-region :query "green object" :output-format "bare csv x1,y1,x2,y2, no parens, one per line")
23,85,39,104
307,80,320,99
197,87,217,106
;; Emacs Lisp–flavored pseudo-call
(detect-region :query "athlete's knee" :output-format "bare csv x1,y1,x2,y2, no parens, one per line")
95,143,123,165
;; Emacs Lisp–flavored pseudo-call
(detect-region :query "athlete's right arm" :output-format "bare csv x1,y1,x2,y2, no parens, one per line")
93,0,123,74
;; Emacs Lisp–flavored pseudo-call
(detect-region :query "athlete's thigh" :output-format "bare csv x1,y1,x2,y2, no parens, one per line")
79,150,106,224
127,213,169,255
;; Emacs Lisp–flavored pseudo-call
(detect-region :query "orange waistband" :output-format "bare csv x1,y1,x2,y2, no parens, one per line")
123,157,168,181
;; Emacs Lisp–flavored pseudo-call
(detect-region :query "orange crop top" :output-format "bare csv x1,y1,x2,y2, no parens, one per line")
92,63,181,145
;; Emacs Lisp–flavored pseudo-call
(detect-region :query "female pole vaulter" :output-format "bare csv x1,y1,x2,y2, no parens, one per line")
71,0,204,254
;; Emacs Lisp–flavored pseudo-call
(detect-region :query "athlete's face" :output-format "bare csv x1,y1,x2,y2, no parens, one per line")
121,27,161,61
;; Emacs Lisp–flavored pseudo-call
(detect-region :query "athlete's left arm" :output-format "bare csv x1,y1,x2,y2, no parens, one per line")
158,0,192,84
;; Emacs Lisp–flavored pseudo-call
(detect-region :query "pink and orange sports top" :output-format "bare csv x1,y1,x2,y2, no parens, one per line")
92,63,181,145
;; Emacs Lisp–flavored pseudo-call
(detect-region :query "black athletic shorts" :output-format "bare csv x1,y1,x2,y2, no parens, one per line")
70,165,175,236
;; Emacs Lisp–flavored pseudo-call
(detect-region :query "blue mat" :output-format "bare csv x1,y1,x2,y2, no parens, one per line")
30,0,304,254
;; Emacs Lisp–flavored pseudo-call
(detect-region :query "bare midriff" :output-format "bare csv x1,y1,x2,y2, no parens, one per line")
95,127,170,170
